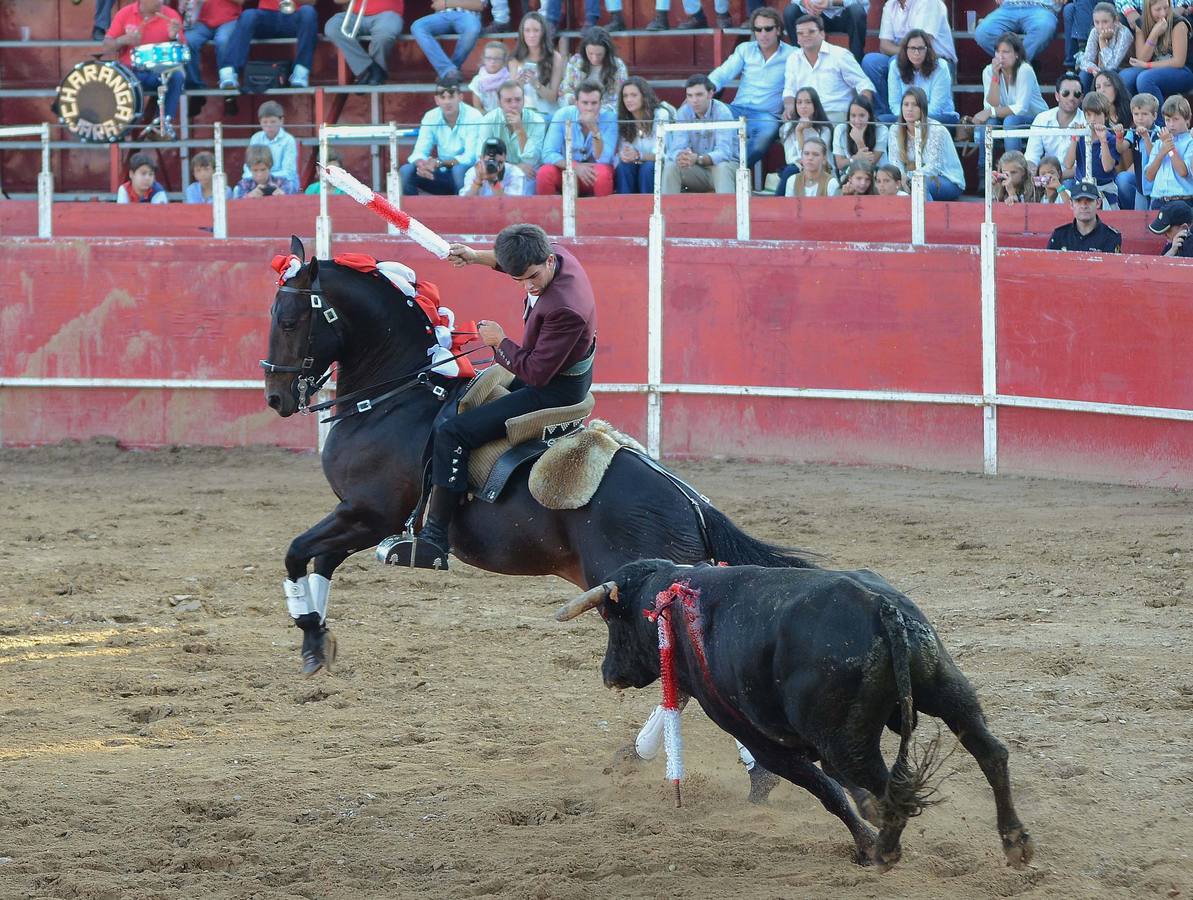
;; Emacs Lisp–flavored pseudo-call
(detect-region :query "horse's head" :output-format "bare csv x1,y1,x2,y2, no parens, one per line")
262,236,342,417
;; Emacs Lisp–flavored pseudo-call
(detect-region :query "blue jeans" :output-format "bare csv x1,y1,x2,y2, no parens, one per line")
184,20,237,88
136,68,184,119
1062,0,1095,66
774,163,800,196
544,0,620,26
1121,65,1193,104
1116,170,1149,210
728,102,781,167
227,7,319,72
975,5,1057,61
400,161,467,195
976,114,1034,172
410,10,483,77
862,53,894,117
926,175,963,201
94,0,115,33
614,160,656,193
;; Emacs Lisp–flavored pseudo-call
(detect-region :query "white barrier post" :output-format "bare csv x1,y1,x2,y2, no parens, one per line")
735,117,750,241
386,122,401,235
316,124,332,259
562,124,577,238
37,122,52,238
981,120,998,474
212,122,227,240
910,121,925,245
646,127,667,459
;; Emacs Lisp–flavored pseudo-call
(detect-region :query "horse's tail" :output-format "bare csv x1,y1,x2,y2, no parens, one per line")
701,502,819,569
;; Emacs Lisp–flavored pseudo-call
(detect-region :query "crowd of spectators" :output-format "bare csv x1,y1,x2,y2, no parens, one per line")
94,0,1193,223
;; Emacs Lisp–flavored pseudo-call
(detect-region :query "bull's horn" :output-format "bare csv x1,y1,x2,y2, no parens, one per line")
554,582,618,622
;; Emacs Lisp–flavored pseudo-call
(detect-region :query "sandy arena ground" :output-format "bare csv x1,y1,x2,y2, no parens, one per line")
1,441,1191,899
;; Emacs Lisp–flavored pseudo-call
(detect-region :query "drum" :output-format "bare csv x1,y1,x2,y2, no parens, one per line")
130,41,192,74
55,59,144,143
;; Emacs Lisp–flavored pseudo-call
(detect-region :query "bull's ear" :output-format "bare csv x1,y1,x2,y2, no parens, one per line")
290,235,305,264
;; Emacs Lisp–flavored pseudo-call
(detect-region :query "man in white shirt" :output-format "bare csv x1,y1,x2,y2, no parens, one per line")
460,138,531,196
782,14,875,124
1025,72,1087,175
399,75,485,195
860,0,957,117
782,0,868,61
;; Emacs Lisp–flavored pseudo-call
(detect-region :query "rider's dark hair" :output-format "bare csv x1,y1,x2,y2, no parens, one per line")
495,224,553,276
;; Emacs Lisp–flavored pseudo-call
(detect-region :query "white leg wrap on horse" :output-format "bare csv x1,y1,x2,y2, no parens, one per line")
635,705,667,761
736,739,757,771
307,573,330,623
284,577,310,618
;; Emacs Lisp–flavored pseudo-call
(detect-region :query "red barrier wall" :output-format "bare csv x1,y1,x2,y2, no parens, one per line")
3,230,1192,486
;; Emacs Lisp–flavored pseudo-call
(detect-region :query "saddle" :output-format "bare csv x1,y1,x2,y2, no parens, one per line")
456,366,595,503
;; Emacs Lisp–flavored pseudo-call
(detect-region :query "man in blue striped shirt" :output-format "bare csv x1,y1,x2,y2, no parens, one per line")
707,7,795,165
663,75,740,193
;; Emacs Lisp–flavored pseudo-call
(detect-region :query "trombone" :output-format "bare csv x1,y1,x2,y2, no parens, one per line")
340,0,369,38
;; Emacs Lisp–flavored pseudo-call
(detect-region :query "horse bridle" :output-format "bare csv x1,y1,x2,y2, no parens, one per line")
259,275,340,414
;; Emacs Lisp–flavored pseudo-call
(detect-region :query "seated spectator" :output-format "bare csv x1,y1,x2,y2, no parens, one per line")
840,158,877,194
1046,180,1122,251
1075,3,1132,92
478,81,548,187
784,136,840,195
774,86,832,196
782,0,868,62
648,0,733,30
508,13,564,118
784,14,875,126
102,0,185,138
1149,200,1193,255
1115,91,1160,209
560,27,628,109
663,75,739,195
1145,94,1193,208
186,151,232,203
222,0,318,89
1121,0,1193,103
1035,155,1073,202
708,7,795,167
184,0,241,91
305,147,347,194
1095,69,1132,130
325,0,405,86
117,152,169,204
410,0,483,81
537,80,618,196
1024,72,1086,177
861,0,956,118
1066,92,1121,206
832,93,887,173
975,0,1059,63
881,30,957,124
875,162,909,194
241,101,299,189
401,76,485,195
544,0,626,33
615,77,672,194
972,33,1048,172
235,145,297,198
992,149,1039,203
470,42,511,113
461,137,531,195
887,86,964,200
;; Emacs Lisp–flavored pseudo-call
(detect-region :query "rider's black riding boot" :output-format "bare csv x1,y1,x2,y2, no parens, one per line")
380,487,456,570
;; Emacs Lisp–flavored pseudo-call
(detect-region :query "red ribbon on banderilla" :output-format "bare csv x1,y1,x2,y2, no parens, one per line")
644,581,701,808
319,164,451,259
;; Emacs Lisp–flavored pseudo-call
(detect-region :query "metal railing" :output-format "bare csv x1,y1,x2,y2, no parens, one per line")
0,123,52,237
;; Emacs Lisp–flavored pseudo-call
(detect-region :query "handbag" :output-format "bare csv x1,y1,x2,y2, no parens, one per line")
243,60,290,93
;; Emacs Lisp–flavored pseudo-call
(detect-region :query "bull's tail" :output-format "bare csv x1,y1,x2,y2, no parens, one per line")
878,599,943,825
701,502,819,569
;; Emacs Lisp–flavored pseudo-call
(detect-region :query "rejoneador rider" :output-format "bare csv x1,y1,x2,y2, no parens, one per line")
383,223,597,569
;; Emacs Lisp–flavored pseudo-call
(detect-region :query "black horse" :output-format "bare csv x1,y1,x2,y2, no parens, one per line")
262,237,810,791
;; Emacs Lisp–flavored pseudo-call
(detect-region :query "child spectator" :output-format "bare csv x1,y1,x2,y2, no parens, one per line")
992,150,1039,204
615,76,672,194
185,151,231,204
784,136,840,196
1076,3,1133,92
117,152,168,204
234,145,297,198
887,86,965,200
1121,0,1193,104
831,94,887,174
1094,70,1132,131
470,41,511,114
840,158,876,195
1146,94,1193,207
304,148,346,195
1035,155,1073,203
1066,92,1120,207
875,163,909,195
775,87,832,197
241,100,299,189
1116,92,1161,209
508,13,564,118
559,27,627,109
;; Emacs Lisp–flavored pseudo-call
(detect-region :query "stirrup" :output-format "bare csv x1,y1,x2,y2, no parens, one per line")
376,533,450,570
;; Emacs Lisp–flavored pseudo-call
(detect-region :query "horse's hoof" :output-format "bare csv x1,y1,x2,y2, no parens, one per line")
857,792,884,827
747,765,780,804
1002,828,1035,868
301,630,336,677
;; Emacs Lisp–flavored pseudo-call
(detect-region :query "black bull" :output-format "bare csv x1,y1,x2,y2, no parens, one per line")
557,559,1035,870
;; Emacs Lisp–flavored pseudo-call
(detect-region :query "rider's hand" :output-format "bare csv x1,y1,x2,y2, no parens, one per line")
448,242,478,267
477,320,505,347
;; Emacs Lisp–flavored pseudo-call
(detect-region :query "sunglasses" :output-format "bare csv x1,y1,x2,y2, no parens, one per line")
753,24,777,32
1058,88,1083,98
